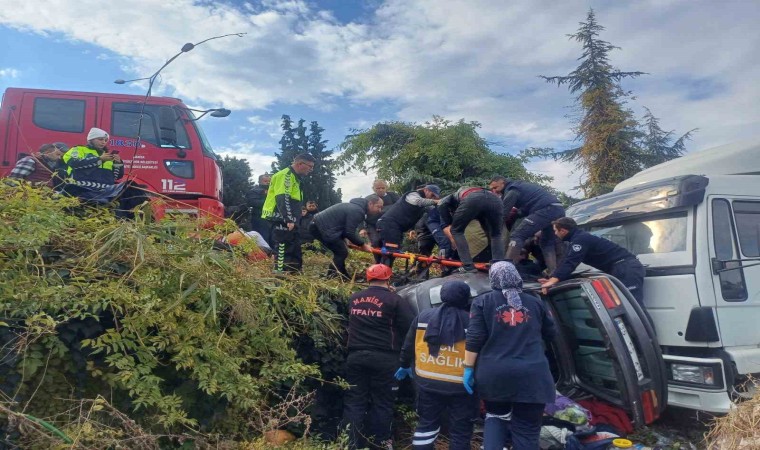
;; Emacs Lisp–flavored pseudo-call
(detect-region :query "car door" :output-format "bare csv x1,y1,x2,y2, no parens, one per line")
542,275,667,427
398,272,667,428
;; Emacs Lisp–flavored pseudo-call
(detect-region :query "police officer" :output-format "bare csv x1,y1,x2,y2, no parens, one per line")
309,196,383,279
246,173,272,244
539,217,646,305
396,280,477,450
342,264,415,449
489,176,565,273
261,154,315,273
438,186,505,273
376,185,441,267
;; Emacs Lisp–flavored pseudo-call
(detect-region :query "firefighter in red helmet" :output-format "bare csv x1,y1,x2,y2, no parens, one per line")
341,264,415,449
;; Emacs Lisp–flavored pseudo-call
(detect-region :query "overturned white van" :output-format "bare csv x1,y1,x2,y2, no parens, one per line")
399,141,760,421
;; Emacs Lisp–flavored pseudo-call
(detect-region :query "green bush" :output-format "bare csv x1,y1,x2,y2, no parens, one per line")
0,183,357,446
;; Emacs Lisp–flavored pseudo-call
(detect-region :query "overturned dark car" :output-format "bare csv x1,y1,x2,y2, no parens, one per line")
396,272,668,428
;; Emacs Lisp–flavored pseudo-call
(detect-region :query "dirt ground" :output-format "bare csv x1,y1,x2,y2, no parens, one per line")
628,406,715,449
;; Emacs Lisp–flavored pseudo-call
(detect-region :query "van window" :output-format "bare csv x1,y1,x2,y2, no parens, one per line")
712,199,747,301
733,201,760,257
588,213,688,256
33,98,85,133
111,103,190,148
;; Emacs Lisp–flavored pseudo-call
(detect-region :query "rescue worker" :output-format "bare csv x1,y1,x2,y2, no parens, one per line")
62,128,124,192
246,173,272,244
464,261,556,450
8,142,67,187
298,200,319,246
489,175,565,273
62,128,148,218
309,196,382,279
261,154,315,273
396,280,477,450
342,264,415,450
539,217,646,305
361,179,401,263
376,185,441,268
438,186,505,273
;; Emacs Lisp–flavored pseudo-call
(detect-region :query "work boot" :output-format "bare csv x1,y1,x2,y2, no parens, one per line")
456,264,478,274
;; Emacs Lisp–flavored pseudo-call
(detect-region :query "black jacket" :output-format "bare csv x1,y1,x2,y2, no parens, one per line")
347,286,416,353
298,211,317,241
500,181,560,216
466,291,556,403
552,228,637,280
313,198,368,246
365,191,400,226
380,190,437,231
246,184,269,229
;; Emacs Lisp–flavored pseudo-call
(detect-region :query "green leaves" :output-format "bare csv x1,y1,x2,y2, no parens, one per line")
0,183,352,438
337,116,537,192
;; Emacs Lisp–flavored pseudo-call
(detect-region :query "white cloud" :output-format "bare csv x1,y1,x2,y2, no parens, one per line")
0,68,19,78
1,0,758,194
216,147,277,179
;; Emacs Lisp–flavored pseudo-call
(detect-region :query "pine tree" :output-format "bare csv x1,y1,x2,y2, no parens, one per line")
303,121,341,208
541,9,645,197
638,107,695,168
273,115,298,172
273,116,342,208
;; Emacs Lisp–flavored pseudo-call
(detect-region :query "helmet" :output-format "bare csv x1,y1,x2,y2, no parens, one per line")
366,264,393,282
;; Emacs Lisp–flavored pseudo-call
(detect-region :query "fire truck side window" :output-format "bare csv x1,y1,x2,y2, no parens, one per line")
112,110,159,145
33,98,86,133
112,103,190,148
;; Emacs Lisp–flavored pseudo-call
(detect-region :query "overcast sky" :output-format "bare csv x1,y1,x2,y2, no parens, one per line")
1,0,758,199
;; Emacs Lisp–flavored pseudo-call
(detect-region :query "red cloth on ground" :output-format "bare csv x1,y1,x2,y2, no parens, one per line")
577,399,634,435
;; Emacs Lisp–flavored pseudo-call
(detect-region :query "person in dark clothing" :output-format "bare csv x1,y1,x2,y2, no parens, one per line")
489,176,565,273
298,201,319,245
411,210,437,257
464,261,557,450
438,186,505,273
396,280,477,450
309,196,382,279
246,173,272,244
539,217,646,305
342,264,416,450
262,154,315,273
516,248,543,280
362,179,401,263
376,185,440,268
8,142,67,188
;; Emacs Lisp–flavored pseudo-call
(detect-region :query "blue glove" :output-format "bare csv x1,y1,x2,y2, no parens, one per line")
395,367,413,380
463,367,475,394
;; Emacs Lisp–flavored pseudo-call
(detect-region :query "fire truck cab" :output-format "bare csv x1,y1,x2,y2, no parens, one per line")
0,87,226,219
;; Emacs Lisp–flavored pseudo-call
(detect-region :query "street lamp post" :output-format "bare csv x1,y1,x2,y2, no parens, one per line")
113,33,245,178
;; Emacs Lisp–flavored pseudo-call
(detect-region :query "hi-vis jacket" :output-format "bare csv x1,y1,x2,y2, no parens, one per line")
261,166,303,224
399,307,470,395
62,145,124,189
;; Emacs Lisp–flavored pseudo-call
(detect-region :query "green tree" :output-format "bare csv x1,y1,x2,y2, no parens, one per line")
273,114,298,172
273,115,342,208
337,116,543,192
301,121,341,208
638,107,695,168
219,155,253,207
541,9,645,197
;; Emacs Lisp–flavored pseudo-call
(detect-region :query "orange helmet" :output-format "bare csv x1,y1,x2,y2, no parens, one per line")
366,264,393,282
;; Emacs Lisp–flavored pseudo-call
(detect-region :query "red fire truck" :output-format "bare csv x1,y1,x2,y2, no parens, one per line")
0,87,227,220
